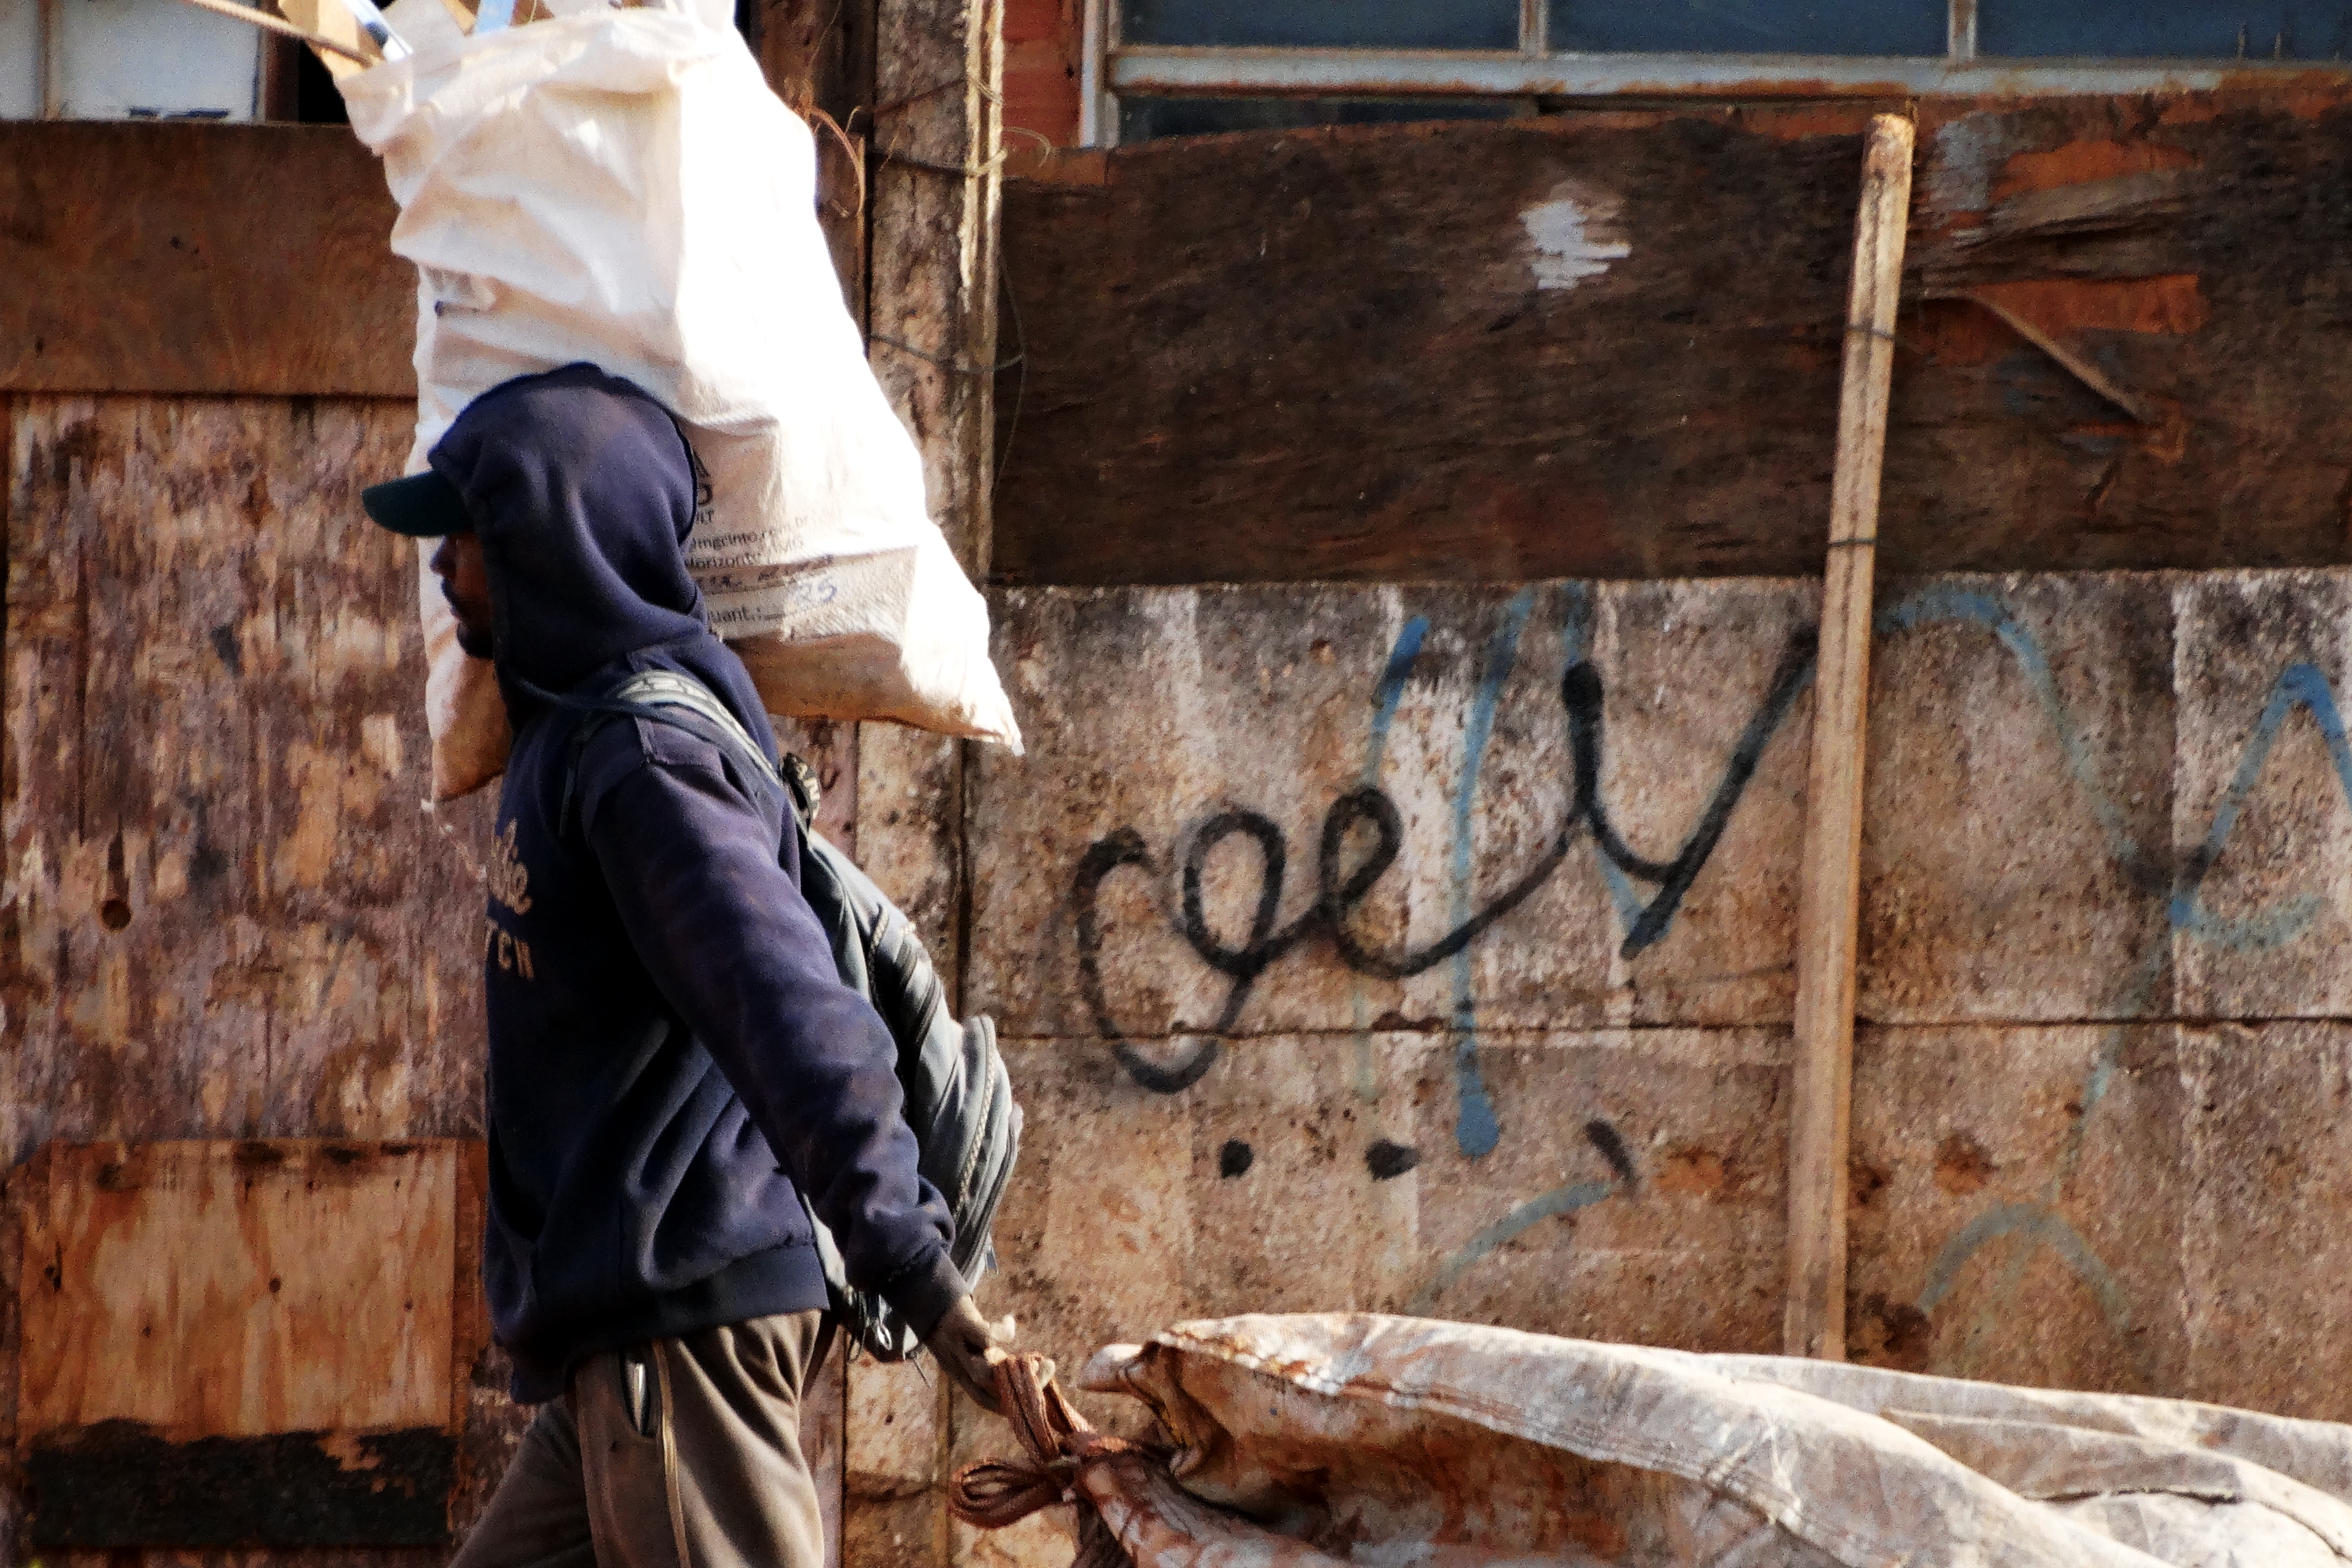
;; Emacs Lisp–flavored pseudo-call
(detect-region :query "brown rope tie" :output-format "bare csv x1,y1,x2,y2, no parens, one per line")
948,1353,1146,1537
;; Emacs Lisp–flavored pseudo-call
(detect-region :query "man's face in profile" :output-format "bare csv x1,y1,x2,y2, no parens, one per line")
431,533,496,659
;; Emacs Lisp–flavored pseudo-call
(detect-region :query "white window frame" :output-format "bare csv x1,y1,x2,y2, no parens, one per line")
1081,0,2352,144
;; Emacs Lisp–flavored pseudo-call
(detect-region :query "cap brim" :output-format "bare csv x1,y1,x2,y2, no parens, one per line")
362,470,474,538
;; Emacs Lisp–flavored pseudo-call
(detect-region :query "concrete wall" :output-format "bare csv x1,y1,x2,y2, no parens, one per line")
963,567,2352,1560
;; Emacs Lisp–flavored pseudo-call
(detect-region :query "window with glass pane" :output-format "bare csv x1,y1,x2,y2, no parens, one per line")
1121,0,1518,49
1548,0,1946,55
1980,1,2352,58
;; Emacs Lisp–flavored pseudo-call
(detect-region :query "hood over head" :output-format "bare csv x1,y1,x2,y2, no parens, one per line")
428,364,775,753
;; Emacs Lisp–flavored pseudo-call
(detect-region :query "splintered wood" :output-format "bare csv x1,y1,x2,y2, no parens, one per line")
20,1139,461,1440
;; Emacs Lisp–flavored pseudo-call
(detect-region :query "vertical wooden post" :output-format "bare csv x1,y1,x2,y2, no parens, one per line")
870,0,1004,581
749,19,884,1566
1784,112,1913,1362
854,0,1004,1566
39,0,63,118
751,0,999,1547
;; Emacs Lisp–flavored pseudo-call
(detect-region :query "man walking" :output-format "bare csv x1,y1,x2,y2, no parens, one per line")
364,362,1008,1567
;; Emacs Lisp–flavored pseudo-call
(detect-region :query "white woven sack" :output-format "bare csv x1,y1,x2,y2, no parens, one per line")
1047,1316,2352,1568
340,6,1021,800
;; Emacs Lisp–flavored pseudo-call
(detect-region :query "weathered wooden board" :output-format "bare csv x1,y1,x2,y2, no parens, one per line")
986,1029,1791,1435
18,1139,465,1547
21,1140,458,1439
992,91,2352,586
2169,569,2352,1021
0,126,410,398
970,579,1816,1044
857,0,1008,1552
1,396,498,1548
2,397,492,1165
870,0,1004,580
976,571,2352,1041
1861,571,2180,1023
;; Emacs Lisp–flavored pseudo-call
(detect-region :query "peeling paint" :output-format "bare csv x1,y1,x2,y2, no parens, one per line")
1520,184,1630,292
1991,139,2201,202
1972,275,2211,338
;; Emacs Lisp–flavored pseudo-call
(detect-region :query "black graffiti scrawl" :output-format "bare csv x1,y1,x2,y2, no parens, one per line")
1071,619,1816,1097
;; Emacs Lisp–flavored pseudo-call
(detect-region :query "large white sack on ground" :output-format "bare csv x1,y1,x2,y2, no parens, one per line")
338,8,1021,801
973,1313,2352,1567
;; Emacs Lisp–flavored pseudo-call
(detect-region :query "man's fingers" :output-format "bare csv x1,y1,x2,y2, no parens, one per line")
952,1352,1003,1413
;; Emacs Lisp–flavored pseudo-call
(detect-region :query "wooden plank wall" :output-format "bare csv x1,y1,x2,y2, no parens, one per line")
0,126,411,397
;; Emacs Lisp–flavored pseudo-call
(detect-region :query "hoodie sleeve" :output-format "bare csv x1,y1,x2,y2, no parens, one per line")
574,721,966,1338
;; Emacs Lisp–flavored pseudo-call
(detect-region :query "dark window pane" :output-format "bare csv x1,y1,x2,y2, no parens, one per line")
1122,0,1517,49
1980,2,2352,58
1120,96,1530,142
1548,0,1946,54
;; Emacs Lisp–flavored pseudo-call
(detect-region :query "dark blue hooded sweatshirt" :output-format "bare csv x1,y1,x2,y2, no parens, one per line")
431,364,963,1402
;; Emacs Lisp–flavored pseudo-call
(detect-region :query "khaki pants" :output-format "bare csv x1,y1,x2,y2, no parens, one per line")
454,1312,829,1568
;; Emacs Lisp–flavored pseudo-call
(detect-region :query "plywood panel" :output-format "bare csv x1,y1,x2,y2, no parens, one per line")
0,124,410,397
2169,570,2352,1020
3,396,491,1167
1845,1023,2190,1396
967,568,2352,1429
2,391,498,1544
1848,1018,2352,1425
21,1139,458,1440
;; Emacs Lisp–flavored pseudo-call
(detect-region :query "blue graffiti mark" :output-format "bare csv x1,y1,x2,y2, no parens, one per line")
1449,590,1537,1158
1884,587,2352,1382
1409,1178,1616,1314
1920,1202,2141,1378
1364,613,1431,789
1880,585,2158,886
2169,660,2352,951
1596,855,1647,932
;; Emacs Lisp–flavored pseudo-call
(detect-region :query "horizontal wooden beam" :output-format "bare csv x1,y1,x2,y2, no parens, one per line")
994,90,2352,586
0,122,412,398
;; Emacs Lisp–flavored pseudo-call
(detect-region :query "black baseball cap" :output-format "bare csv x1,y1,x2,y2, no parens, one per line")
361,469,474,537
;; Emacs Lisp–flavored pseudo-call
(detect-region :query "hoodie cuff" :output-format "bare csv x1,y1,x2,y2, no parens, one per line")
883,1249,969,1342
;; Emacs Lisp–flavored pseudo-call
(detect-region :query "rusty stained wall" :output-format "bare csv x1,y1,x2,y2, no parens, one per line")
0,393,510,1564
0,392,859,1564
956,570,2352,1564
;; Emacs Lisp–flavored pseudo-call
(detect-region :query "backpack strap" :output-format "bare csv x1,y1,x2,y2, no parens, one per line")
539,670,815,836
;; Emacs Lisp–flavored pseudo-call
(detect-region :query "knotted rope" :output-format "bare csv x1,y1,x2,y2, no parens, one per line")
948,1353,1150,1566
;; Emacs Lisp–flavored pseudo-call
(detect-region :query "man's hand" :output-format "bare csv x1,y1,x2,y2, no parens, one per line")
924,1294,1015,1414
